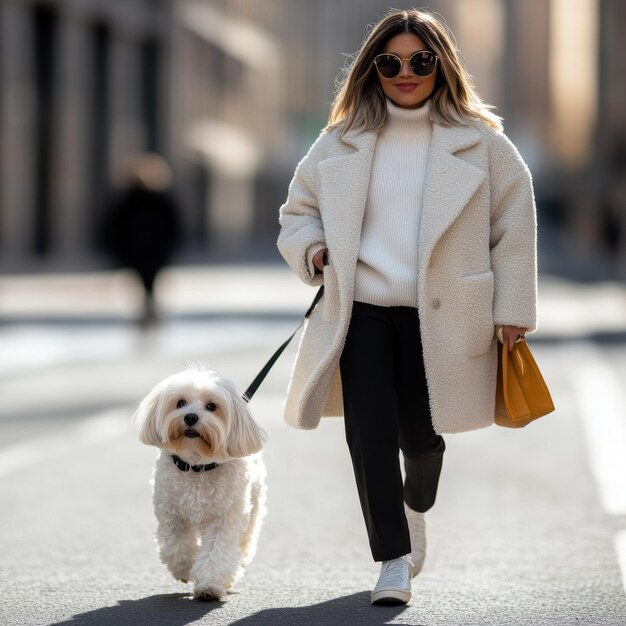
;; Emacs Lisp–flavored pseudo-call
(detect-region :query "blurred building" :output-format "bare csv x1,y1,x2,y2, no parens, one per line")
0,0,173,270
0,0,624,278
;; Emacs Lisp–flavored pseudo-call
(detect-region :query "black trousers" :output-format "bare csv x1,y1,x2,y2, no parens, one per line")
339,301,446,562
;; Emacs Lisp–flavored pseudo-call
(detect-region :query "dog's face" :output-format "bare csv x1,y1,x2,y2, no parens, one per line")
133,369,266,462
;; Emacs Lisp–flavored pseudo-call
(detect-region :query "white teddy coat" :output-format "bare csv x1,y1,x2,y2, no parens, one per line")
277,118,538,434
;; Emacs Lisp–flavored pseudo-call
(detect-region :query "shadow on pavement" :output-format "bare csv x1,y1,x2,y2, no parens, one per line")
48,591,420,625
228,591,418,625
49,592,222,626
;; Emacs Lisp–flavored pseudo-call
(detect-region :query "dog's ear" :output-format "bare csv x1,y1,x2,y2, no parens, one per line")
224,384,267,457
133,380,165,447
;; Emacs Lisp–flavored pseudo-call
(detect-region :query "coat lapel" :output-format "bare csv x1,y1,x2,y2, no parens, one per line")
317,121,486,295
419,123,486,269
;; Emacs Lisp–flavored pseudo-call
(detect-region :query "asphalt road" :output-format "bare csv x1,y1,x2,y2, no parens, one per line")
1,319,626,625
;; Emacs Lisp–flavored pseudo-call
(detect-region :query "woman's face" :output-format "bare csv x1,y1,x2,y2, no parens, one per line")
377,32,437,109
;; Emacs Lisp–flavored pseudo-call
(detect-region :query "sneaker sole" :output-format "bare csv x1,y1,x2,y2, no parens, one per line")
371,588,411,605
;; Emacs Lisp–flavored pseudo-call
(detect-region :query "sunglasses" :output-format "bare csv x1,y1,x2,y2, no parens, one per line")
373,51,438,79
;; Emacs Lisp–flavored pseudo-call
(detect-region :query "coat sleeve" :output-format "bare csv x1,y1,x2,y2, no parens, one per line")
488,132,538,333
277,133,328,286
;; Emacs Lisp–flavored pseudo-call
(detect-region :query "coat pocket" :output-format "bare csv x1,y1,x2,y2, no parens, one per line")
322,264,340,323
461,270,495,357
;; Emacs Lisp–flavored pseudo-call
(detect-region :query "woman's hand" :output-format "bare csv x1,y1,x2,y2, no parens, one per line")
499,325,527,351
312,248,329,273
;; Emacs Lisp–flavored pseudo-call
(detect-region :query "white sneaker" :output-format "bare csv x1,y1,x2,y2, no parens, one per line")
404,503,426,577
371,555,412,605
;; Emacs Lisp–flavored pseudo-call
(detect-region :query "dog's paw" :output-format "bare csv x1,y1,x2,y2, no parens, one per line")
193,584,226,602
167,567,191,584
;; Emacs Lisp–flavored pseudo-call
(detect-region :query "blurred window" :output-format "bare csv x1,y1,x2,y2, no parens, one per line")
89,21,111,243
141,38,160,152
33,4,58,256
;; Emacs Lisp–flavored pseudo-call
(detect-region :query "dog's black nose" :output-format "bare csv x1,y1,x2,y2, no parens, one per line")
184,413,198,426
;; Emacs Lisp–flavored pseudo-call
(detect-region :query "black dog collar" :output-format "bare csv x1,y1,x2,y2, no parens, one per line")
171,454,219,473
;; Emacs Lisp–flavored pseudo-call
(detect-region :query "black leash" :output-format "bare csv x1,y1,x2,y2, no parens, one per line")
243,285,324,403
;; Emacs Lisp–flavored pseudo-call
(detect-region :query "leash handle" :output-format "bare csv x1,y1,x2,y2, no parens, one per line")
243,285,324,403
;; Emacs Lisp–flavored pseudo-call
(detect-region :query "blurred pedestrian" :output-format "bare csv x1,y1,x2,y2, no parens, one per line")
277,8,537,606
102,153,181,327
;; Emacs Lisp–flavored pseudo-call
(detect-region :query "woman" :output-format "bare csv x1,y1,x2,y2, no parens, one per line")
277,8,537,606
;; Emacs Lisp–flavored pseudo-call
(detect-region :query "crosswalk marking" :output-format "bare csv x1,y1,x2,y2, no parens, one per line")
567,342,626,515
617,531,626,596
566,342,626,597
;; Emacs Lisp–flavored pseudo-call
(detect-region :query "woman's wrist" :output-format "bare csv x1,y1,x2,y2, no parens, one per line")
496,324,528,346
312,249,328,273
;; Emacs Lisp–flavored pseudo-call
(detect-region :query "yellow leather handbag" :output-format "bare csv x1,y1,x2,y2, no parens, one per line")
495,336,555,428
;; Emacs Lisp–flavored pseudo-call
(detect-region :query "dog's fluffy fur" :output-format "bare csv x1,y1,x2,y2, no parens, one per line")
134,368,267,601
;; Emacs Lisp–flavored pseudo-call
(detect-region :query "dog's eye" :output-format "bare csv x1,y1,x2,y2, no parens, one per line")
206,402,217,412
176,399,186,409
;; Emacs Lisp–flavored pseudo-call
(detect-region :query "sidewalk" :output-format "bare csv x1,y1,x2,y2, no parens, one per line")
0,266,313,321
0,264,625,338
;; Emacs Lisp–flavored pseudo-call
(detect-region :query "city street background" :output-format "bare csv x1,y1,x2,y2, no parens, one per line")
1,0,626,624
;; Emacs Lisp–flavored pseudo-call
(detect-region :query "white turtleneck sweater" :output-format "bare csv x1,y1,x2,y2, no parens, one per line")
353,98,433,307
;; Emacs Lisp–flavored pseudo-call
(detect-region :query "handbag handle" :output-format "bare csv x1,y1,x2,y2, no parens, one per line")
242,285,324,403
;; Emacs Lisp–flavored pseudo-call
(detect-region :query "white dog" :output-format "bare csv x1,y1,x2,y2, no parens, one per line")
133,368,267,601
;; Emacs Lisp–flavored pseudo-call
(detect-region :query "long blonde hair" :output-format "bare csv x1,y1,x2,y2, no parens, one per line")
328,8,503,134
